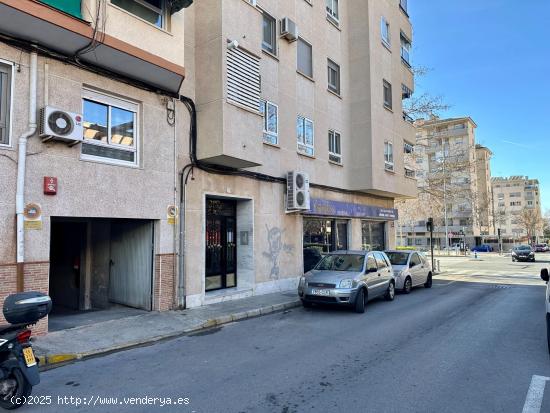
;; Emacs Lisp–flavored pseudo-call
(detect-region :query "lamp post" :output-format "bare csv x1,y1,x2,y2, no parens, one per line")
427,217,434,271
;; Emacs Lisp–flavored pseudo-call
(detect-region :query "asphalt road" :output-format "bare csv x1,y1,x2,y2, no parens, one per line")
23,273,550,413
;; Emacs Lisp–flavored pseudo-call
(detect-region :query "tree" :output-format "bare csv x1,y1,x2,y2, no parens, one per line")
517,207,544,242
402,66,451,120
542,209,550,240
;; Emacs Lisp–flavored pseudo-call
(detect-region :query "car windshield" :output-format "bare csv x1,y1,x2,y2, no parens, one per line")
314,254,365,272
515,246,531,251
386,252,409,266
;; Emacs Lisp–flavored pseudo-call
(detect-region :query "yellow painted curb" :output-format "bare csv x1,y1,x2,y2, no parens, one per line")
36,355,46,366
46,354,78,365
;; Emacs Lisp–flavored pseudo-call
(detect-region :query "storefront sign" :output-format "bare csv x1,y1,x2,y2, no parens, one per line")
305,198,398,220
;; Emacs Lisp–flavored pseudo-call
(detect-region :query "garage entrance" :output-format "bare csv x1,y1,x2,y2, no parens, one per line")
49,218,154,328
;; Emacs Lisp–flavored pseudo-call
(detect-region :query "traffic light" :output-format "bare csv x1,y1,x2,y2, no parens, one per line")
426,217,433,232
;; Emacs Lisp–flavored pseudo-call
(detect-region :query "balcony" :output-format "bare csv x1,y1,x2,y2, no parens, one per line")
0,0,185,95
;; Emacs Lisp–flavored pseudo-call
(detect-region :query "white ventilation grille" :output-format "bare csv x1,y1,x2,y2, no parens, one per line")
227,47,261,112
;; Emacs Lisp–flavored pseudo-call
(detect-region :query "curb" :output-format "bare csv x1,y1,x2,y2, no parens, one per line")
37,299,300,370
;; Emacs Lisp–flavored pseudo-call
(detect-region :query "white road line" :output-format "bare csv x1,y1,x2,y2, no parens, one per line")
522,375,550,413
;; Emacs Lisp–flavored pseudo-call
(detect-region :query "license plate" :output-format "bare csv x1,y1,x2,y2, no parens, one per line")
311,289,331,296
22,347,36,367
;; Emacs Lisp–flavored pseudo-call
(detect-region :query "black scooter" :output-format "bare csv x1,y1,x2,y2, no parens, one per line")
0,292,51,410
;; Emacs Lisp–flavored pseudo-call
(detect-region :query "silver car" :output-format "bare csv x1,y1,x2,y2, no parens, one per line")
298,250,396,313
385,250,433,293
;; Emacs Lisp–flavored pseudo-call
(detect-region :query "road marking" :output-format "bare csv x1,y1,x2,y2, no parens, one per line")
522,375,550,413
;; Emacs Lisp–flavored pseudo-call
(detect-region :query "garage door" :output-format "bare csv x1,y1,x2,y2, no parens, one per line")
109,220,153,310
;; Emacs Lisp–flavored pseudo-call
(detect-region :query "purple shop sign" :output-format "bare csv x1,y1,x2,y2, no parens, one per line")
305,198,398,220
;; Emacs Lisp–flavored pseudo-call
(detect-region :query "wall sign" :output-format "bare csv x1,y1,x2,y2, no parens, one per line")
167,205,178,225
23,203,43,230
305,198,398,221
43,177,57,195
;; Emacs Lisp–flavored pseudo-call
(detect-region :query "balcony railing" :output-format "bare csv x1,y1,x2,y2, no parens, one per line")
39,0,81,19
402,111,414,124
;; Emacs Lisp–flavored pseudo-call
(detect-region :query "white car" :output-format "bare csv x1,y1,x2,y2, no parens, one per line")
540,268,550,354
385,251,433,293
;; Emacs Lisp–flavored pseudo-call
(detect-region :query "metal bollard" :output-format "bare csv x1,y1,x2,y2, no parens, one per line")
436,260,440,273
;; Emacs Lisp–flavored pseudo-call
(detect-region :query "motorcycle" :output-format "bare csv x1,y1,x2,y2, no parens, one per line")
0,292,51,410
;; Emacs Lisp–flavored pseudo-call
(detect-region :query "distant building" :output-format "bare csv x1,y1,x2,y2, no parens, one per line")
491,176,543,240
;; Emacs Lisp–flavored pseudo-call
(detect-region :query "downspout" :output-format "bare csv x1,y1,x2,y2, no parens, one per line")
16,51,38,292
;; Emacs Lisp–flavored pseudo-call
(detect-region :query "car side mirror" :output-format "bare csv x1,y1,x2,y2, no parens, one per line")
541,268,549,283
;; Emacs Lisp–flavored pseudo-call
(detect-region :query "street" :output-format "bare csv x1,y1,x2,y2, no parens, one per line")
22,254,550,413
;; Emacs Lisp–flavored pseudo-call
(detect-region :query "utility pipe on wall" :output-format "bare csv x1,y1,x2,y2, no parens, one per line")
15,51,38,292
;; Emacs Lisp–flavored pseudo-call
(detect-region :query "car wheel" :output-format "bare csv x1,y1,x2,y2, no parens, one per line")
403,277,412,294
512,258,516,262
301,300,312,308
354,288,366,314
385,282,395,301
424,273,433,289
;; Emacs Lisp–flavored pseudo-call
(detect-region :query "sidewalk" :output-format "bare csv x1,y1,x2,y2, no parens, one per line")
34,291,300,368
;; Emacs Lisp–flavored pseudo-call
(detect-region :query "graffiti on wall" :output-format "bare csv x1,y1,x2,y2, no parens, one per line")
263,225,294,279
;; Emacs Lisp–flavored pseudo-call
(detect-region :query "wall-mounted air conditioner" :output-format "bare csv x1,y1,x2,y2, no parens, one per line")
287,171,310,211
280,17,298,42
39,106,83,145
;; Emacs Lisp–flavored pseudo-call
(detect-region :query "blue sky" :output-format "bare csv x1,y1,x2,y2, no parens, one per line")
409,0,549,211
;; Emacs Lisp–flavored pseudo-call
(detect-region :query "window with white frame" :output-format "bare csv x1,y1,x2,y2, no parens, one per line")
262,12,277,55
328,130,341,164
327,59,340,95
111,0,168,29
81,89,139,166
326,0,339,22
259,99,278,145
383,79,392,110
381,16,390,46
0,62,12,146
384,141,394,171
400,32,411,66
297,116,314,156
297,38,313,78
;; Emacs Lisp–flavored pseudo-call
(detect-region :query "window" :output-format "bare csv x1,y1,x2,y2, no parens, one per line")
405,168,415,178
459,219,469,226
262,12,277,55
327,59,340,94
297,116,314,156
259,100,278,145
81,89,138,166
328,130,341,164
384,141,394,171
400,33,411,66
383,80,392,110
510,192,521,198
0,62,12,146
381,16,390,46
297,38,313,78
497,193,504,200
400,0,408,13
510,201,522,207
111,0,167,29
326,0,339,22
404,142,414,154
498,202,505,207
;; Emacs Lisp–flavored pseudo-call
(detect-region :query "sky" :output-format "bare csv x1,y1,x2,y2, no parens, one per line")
408,0,550,212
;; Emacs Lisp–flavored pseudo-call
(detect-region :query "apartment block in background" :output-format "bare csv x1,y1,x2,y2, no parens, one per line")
491,176,543,240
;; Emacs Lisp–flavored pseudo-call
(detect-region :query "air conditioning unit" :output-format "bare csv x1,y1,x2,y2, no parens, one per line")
39,106,83,145
280,17,298,42
287,171,310,211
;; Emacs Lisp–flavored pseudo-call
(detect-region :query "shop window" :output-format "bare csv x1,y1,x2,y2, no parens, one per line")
303,218,348,253
362,221,386,251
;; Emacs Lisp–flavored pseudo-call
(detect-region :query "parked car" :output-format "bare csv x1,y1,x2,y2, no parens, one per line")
385,250,433,293
534,244,549,253
540,268,550,354
298,250,395,313
471,244,493,253
303,247,323,274
511,245,535,262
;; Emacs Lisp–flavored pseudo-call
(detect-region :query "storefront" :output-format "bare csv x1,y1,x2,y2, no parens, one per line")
302,198,398,271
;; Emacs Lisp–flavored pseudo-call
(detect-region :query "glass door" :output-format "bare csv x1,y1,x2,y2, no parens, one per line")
336,221,349,251
205,199,237,291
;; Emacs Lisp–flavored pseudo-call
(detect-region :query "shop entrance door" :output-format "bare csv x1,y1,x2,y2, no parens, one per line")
336,221,349,250
205,199,237,291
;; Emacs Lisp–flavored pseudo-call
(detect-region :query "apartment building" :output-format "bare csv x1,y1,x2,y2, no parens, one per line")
491,176,543,240
398,116,493,249
181,0,416,307
0,0,416,332
0,0,191,332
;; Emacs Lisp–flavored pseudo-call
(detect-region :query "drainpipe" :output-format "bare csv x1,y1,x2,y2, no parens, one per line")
15,51,38,292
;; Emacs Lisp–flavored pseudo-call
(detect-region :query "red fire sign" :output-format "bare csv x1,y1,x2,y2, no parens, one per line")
43,177,57,195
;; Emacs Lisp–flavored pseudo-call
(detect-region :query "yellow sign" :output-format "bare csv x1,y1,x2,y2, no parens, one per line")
167,205,178,226
24,220,43,230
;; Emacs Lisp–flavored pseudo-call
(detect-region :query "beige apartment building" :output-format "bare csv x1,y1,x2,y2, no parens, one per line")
398,116,493,249
0,0,416,332
491,176,543,240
